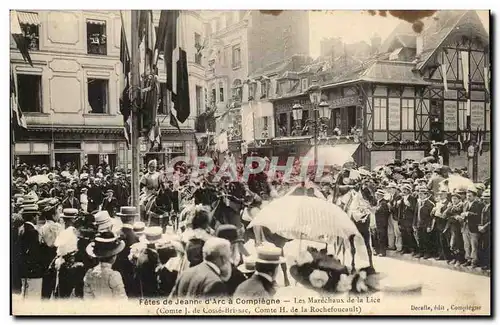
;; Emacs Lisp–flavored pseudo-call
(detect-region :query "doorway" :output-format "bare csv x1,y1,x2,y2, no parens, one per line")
55,152,81,171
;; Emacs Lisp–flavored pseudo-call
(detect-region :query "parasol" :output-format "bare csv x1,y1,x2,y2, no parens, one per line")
305,145,354,167
248,196,361,244
440,174,474,192
26,175,51,184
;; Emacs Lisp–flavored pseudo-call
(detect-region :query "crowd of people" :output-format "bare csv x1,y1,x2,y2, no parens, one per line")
11,153,491,301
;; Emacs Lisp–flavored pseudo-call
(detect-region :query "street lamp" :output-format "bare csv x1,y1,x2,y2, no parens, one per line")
307,80,330,168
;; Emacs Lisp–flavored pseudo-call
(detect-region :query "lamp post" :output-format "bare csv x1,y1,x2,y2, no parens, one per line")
307,81,330,168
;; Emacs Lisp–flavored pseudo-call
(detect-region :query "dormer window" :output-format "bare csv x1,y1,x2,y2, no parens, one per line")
301,78,308,92
260,80,269,99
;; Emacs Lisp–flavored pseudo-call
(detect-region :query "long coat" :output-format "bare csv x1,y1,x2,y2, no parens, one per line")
171,262,227,298
374,199,390,228
398,195,417,228
18,222,44,279
115,227,140,297
234,273,276,298
413,199,435,229
101,197,119,217
463,200,485,233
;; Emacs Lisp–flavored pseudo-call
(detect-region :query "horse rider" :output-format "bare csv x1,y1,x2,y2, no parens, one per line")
139,159,161,214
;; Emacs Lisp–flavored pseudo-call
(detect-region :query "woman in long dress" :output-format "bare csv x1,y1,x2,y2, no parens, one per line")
83,231,127,300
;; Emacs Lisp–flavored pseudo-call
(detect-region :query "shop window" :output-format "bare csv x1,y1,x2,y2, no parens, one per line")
373,98,387,130
17,74,42,113
401,99,415,130
87,19,107,55
87,79,108,114
232,44,241,69
219,82,224,102
158,82,167,115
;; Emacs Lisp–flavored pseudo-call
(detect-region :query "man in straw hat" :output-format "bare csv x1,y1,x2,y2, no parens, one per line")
171,237,232,298
83,231,127,299
413,186,435,259
237,256,256,280
18,196,44,299
62,188,80,210
102,189,119,217
61,208,79,230
478,189,491,270
373,189,390,257
459,186,484,268
398,183,418,255
234,243,284,297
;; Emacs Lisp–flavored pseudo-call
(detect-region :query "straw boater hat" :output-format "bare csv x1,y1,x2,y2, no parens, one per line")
144,226,164,244
62,208,79,219
401,184,413,193
86,231,125,258
451,191,461,199
387,182,398,190
94,211,113,232
255,244,285,264
467,185,478,195
375,189,386,197
116,206,138,224
238,256,256,274
133,221,146,236
417,186,429,194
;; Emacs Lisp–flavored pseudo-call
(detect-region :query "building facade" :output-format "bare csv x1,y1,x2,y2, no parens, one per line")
11,10,202,170
270,11,490,180
200,10,311,159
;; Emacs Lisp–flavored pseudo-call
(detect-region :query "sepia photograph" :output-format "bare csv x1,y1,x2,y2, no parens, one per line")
9,8,491,316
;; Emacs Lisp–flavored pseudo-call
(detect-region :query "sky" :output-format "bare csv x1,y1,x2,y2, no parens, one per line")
308,10,490,58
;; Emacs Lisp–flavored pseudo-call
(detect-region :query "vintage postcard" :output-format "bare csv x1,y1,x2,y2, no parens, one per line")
10,9,491,316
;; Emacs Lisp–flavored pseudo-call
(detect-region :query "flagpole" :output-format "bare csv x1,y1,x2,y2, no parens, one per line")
131,10,142,216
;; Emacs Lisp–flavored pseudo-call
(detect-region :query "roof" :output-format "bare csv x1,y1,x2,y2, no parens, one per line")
415,10,489,70
380,20,416,53
249,54,312,78
17,11,40,25
362,60,430,85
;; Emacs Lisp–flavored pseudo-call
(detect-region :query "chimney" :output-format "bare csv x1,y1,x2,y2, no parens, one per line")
416,35,424,56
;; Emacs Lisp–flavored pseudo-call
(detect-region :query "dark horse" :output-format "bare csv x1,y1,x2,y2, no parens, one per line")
141,185,177,231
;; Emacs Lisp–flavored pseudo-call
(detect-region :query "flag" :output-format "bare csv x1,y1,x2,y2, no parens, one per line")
10,10,33,67
170,109,182,133
484,66,490,94
163,10,179,93
11,70,27,130
139,10,155,76
441,63,448,92
460,51,469,96
119,11,132,149
148,117,161,151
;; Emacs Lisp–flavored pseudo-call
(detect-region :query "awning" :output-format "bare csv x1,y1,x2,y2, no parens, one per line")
87,19,106,25
17,11,40,26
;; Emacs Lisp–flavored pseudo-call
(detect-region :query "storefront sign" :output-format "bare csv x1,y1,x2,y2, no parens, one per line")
388,98,401,130
330,96,359,109
471,102,485,130
444,101,458,131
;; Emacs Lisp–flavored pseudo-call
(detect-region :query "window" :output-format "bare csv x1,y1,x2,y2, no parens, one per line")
219,82,224,102
232,79,242,102
196,86,203,116
373,98,387,130
263,116,269,130
17,74,42,113
248,83,256,100
211,88,216,106
458,101,467,130
87,79,108,114
87,20,107,55
225,12,234,27
232,45,241,69
260,81,268,99
157,82,168,115
388,98,400,130
401,99,414,129
301,78,308,92
20,23,39,51
194,32,202,65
